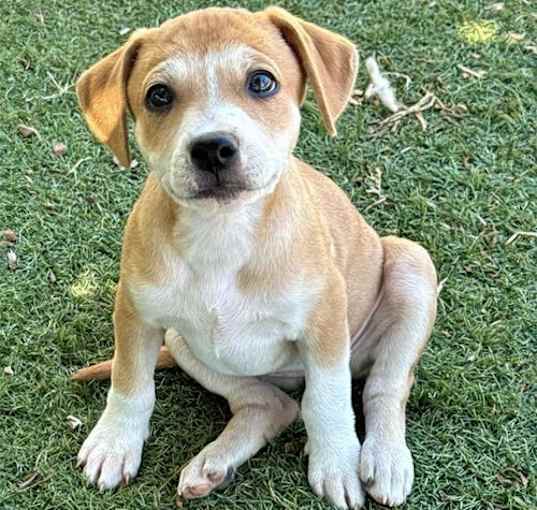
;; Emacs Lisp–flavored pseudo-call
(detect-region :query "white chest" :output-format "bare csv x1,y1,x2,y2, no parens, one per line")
131,262,310,376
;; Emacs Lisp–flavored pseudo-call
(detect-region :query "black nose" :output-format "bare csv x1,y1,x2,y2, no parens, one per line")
190,132,239,175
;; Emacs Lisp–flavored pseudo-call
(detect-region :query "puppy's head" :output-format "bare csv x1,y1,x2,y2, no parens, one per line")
77,7,357,206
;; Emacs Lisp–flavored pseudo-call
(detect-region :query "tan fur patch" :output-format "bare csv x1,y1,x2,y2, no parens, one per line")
120,173,179,287
111,286,151,394
305,272,350,367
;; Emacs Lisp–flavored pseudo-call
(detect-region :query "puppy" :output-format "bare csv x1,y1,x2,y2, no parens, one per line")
74,7,437,509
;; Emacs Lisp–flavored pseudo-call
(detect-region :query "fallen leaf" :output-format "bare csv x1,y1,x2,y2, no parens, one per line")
4,366,14,376
463,154,473,168
119,27,131,36
47,270,57,283
7,250,17,271
52,142,67,157
2,229,17,243
17,125,39,138
18,472,40,490
506,32,525,43
67,415,82,430
525,44,537,55
33,9,45,24
130,159,139,169
486,2,505,12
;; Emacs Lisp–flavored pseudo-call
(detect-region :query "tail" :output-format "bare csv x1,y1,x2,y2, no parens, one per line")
71,346,177,381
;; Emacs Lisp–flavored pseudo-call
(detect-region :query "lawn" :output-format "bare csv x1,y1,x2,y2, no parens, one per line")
1,0,536,509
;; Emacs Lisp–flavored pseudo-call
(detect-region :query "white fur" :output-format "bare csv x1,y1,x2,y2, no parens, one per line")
360,437,414,507
302,361,365,509
130,204,317,377
78,386,154,489
79,324,161,489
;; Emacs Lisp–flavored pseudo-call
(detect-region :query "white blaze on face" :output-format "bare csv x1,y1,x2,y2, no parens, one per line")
138,45,301,204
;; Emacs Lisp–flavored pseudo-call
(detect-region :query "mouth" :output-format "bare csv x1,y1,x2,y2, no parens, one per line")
166,172,280,205
192,185,246,200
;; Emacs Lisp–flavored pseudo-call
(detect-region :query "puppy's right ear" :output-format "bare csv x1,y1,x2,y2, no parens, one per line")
76,30,149,168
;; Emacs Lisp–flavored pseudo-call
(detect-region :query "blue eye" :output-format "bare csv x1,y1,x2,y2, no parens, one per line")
246,71,279,98
146,84,174,110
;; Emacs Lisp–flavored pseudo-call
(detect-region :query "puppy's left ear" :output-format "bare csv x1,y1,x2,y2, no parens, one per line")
264,7,358,136
76,29,149,168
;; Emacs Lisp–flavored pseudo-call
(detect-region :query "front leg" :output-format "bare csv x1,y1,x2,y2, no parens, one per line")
77,284,163,489
300,276,365,510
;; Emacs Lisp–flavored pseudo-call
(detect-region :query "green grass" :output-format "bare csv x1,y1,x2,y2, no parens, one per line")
1,0,536,508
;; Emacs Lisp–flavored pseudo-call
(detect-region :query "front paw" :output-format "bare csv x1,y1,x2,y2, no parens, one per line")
308,443,366,509
359,437,414,507
77,412,149,490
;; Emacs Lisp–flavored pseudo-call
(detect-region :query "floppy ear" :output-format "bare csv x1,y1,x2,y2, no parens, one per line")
264,7,358,136
76,30,148,168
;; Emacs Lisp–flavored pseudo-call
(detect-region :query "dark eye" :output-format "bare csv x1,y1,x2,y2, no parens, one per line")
145,84,174,111
246,71,279,98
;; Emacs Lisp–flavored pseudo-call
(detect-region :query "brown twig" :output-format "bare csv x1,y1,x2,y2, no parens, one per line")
370,91,435,133
370,92,466,134
457,64,487,79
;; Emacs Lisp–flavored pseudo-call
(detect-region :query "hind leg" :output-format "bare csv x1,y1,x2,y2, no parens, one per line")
164,331,299,502
356,237,437,507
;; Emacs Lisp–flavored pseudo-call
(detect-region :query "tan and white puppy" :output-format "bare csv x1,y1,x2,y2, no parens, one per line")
73,7,437,509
